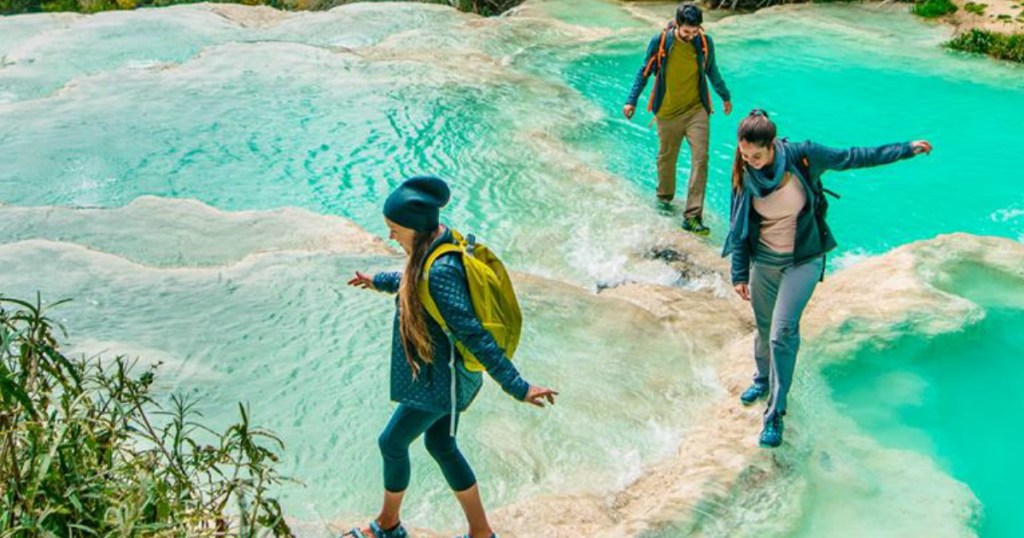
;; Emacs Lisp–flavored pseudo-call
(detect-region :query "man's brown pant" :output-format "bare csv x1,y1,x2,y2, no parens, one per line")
655,107,709,220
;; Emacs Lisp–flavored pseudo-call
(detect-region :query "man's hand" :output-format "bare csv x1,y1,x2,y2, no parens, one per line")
723,100,733,115
623,104,636,120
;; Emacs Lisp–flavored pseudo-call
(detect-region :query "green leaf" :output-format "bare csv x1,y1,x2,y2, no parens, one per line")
0,370,36,418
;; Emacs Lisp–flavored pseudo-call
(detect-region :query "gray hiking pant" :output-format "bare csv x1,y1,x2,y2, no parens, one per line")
750,253,824,423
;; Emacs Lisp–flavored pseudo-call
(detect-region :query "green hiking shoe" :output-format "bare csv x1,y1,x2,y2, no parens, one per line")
682,217,710,236
656,199,674,216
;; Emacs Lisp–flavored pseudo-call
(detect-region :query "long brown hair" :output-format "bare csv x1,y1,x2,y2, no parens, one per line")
731,109,777,192
398,229,436,376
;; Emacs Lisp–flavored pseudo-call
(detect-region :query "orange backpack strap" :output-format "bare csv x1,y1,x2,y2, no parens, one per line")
644,28,670,113
699,30,713,114
643,28,669,77
799,156,811,178
699,31,709,69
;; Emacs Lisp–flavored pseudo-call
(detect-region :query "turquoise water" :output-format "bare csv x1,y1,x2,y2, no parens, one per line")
545,6,1024,261
1,1,1023,535
825,263,1024,537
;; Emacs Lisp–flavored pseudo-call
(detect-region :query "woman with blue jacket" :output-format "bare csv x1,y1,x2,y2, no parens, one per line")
346,176,557,538
723,110,931,448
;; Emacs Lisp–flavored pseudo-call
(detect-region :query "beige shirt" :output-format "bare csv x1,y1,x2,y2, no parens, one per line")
753,172,806,254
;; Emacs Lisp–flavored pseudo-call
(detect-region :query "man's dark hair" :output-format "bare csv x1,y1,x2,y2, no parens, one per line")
675,3,703,27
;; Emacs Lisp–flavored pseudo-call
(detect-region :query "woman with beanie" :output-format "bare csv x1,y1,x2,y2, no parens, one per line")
723,110,932,448
345,176,558,538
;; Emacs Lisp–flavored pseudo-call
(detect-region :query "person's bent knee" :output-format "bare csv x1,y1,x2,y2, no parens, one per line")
770,321,800,345
424,433,457,460
378,429,403,459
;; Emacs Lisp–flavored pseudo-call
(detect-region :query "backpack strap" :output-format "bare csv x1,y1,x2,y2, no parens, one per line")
795,155,834,283
797,156,811,180
418,233,469,438
698,30,712,114
798,156,841,199
698,30,709,64
642,28,668,78
643,28,670,114
420,242,464,334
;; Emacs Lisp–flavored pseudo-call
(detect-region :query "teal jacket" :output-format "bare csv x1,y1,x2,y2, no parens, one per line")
372,228,529,416
723,139,917,284
625,24,731,116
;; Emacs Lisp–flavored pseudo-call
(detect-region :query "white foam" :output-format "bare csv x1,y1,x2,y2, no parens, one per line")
991,207,1024,222
829,247,872,271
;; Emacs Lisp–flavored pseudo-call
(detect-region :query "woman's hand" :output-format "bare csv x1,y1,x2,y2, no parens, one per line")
347,271,375,290
911,140,933,155
524,385,558,408
734,283,750,302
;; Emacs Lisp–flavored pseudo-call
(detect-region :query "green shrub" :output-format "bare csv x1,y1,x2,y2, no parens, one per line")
0,295,294,536
947,28,1024,63
0,0,41,14
913,0,958,17
39,0,77,10
964,1,987,14
947,28,999,53
991,32,1024,61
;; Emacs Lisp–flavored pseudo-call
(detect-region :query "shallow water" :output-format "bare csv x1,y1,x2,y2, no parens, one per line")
1,0,1022,535
825,262,1024,537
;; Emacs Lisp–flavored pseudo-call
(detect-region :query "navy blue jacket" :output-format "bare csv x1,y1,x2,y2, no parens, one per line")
625,26,731,116
723,139,917,284
373,228,529,415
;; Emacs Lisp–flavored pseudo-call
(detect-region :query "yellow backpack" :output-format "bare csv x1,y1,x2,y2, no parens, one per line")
419,229,522,372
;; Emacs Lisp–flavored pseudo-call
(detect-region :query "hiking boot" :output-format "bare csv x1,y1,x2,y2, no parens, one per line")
759,414,784,448
656,199,674,216
681,217,710,236
740,382,769,406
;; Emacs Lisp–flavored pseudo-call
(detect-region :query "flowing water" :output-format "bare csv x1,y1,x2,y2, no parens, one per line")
1,0,1022,535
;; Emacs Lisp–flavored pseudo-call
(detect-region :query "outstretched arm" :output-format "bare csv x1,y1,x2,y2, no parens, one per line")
803,140,931,173
371,271,402,294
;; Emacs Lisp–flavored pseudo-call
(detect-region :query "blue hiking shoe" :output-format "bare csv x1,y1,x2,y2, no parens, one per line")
740,383,769,406
759,414,784,448
343,521,407,538
681,217,710,236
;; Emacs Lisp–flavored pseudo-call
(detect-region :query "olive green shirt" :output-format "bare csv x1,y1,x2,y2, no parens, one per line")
656,38,702,120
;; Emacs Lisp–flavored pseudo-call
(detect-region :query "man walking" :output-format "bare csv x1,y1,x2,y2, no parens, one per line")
624,3,732,235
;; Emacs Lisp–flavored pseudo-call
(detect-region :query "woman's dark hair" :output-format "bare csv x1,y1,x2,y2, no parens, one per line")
731,109,778,191
397,230,436,377
676,3,703,27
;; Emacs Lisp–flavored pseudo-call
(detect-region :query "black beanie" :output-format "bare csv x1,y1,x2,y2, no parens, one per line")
383,176,451,232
